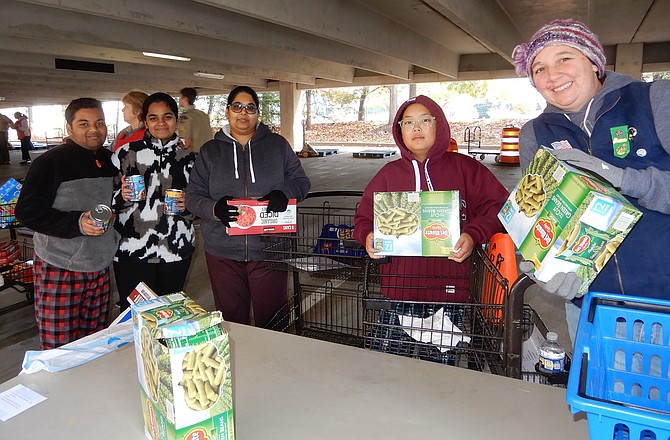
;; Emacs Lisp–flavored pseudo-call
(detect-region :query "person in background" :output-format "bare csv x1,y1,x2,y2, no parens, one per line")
12,112,33,164
112,92,196,310
178,87,212,153
186,85,310,327
15,98,120,349
513,19,670,344
0,113,12,165
110,90,148,152
354,95,508,363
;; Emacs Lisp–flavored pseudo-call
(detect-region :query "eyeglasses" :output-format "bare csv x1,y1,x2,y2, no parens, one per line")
228,102,258,114
398,117,435,130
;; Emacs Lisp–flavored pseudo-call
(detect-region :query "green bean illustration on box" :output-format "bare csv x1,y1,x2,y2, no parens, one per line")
374,192,421,237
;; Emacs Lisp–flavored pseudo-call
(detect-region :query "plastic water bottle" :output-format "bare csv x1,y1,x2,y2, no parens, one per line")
538,332,565,373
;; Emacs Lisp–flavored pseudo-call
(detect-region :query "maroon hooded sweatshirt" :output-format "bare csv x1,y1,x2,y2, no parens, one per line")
354,95,509,302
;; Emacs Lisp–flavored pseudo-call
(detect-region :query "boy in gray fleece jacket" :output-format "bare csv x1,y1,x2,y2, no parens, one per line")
16,98,120,349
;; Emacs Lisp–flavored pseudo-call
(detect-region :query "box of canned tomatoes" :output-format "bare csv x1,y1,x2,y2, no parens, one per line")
226,198,297,236
131,292,235,440
373,191,460,256
498,146,642,297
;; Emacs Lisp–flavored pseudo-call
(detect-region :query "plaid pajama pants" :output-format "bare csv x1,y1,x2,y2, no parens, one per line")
33,254,111,350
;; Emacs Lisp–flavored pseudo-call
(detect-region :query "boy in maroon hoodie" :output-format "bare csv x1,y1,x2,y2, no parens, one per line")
354,95,508,362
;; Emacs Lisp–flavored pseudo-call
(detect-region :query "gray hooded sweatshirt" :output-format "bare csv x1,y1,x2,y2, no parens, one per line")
186,122,310,261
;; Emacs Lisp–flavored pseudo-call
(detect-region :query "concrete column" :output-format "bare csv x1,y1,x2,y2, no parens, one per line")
615,43,644,79
279,82,302,151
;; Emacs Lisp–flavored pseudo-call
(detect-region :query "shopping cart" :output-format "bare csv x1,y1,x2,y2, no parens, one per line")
263,191,368,347
0,201,35,315
362,246,570,384
264,192,568,384
362,246,510,373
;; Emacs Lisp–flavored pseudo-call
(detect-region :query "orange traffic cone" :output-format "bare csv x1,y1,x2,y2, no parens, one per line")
448,137,459,153
488,232,518,285
482,233,518,320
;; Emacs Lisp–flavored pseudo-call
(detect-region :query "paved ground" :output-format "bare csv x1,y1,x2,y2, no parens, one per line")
0,145,568,383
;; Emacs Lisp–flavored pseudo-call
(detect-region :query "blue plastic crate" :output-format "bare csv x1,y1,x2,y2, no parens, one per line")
567,291,670,440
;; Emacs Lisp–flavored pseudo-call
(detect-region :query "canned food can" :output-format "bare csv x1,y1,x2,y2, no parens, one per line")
90,204,112,230
164,189,184,215
127,175,146,201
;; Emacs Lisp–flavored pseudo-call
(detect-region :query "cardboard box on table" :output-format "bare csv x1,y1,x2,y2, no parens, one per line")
498,146,642,297
226,198,297,236
131,292,235,440
373,191,460,256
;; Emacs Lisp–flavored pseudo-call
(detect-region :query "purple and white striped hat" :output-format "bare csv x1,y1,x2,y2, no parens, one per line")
512,19,605,86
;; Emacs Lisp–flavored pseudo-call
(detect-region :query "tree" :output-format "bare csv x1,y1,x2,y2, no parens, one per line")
357,87,368,121
387,85,398,125
305,89,313,130
258,91,280,126
643,71,670,81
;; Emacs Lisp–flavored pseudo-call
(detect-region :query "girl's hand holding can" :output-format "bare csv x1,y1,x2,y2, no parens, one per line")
123,175,146,202
120,177,133,202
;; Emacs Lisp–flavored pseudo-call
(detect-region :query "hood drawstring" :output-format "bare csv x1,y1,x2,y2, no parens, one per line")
231,140,256,183
411,159,435,192
564,97,595,137
230,139,256,184
411,160,421,192
233,141,240,179
248,139,256,184
424,158,434,191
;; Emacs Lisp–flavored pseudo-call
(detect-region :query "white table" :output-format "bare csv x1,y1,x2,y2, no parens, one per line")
0,322,588,439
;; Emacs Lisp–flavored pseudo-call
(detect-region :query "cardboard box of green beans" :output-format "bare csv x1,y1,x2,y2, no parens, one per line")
498,146,642,297
131,291,235,440
373,190,460,256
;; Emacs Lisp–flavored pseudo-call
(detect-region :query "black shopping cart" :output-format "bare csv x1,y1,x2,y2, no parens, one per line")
264,192,568,386
363,246,570,385
263,191,368,347
362,245,510,374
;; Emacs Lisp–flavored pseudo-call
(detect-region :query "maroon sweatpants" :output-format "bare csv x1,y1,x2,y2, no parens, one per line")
205,252,288,327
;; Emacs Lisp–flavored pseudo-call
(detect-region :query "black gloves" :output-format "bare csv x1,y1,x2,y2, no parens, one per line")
259,190,289,213
214,196,239,227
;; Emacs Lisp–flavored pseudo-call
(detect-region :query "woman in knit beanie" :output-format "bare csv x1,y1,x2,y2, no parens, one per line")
512,19,670,346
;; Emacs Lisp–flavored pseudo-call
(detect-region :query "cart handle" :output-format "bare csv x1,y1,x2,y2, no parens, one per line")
305,190,364,199
505,273,535,379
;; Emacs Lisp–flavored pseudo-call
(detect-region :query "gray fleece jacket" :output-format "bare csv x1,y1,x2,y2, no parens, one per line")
519,71,670,215
186,122,311,261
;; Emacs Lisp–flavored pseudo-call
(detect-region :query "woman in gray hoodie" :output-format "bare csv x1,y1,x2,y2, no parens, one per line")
186,86,310,327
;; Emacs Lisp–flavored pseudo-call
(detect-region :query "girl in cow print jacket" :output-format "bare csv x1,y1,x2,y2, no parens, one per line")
111,92,197,309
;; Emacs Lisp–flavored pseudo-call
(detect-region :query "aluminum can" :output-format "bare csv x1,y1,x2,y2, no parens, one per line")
90,204,112,230
164,189,184,215
127,175,146,201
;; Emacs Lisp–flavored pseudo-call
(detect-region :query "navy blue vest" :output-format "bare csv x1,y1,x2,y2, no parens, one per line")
533,81,670,300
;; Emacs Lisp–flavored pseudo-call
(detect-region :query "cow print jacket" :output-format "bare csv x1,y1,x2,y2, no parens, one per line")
112,134,196,263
